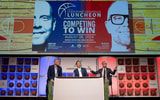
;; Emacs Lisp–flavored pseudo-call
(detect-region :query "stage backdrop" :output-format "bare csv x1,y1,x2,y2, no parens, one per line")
0,56,159,97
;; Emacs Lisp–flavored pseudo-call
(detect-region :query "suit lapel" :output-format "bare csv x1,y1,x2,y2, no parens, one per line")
76,69,79,76
81,68,83,76
53,65,55,76
100,68,103,77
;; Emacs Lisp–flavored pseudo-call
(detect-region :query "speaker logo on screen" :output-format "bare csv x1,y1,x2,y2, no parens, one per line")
58,3,76,18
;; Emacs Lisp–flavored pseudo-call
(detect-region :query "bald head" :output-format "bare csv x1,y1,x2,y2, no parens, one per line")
105,1,130,52
33,1,56,46
107,1,128,20
102,61,107,68
35,1,52,15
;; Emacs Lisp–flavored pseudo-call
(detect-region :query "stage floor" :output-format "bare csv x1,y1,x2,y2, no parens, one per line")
0,97,160,100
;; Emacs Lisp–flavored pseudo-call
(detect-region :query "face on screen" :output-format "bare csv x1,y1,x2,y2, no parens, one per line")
105,1,130,51
32,1,56,45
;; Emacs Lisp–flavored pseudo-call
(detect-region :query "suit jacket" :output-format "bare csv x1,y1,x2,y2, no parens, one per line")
91,68,116,85
47,65,62,81
73,67,88,77
46,65,62,99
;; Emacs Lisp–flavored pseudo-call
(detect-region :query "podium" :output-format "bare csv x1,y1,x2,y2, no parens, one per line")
52,77,109,100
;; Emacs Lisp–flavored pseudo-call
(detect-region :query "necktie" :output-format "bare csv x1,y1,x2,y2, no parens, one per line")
103,68,106,79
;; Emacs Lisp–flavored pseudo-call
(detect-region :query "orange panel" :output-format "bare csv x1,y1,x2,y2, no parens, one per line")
133,19,145,34
14,19,33,33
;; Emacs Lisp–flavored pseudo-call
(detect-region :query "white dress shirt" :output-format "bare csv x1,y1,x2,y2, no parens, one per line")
78,68,82,77
55,66,58,77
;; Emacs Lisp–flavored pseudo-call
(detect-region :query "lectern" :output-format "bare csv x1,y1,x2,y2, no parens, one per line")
52,77,109,100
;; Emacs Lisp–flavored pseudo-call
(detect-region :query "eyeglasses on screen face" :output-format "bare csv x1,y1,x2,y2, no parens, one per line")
108,14,129,25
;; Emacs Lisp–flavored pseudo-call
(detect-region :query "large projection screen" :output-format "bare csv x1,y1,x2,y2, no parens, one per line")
32,1,132,53
1,0,160,55
53,77,104,100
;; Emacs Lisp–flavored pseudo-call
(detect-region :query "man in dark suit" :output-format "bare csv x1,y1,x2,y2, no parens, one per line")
88,61,117,85
73,60,88,77
46,59,62,100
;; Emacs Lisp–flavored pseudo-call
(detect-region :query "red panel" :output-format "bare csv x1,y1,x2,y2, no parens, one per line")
134,73,140,81
156,57,160,96
14,19,33,33
118,58,124,65
108,57,117,96
127,89,133,96
119,89,126,96
118,73,125,81
149,73,156,80
0,36,7,40
152,36,160,41
85,1,113,52
134,81,141,89
159,77,160,95
119,81,126,89
135,88,141,96
150,88,157,96
88,73,97,77
156,57,160,76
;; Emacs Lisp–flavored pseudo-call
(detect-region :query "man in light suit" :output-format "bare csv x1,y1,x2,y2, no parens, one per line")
46,59,62,100
88,61,117,85
73,60,88,77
